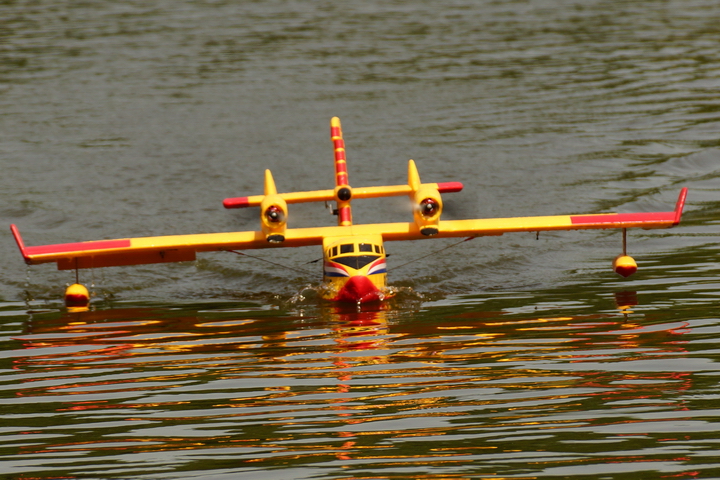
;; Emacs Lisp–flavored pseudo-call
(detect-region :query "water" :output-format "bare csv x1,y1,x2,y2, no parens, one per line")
1,0,720,478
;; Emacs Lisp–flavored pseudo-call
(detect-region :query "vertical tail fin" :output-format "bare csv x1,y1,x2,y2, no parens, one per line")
264,170,278,196
330,117,352,226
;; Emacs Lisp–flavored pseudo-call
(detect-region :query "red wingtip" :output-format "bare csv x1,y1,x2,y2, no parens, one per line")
10,224,31,264
437,182,464,193
223,197,251,209
674,187,688,225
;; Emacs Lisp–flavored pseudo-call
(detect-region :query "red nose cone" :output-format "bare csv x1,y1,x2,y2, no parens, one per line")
334,276,383,303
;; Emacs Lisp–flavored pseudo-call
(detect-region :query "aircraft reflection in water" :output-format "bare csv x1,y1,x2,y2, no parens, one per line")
12,297,692,472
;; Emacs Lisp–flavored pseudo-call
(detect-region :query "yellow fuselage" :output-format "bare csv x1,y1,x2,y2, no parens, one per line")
321,234,388,303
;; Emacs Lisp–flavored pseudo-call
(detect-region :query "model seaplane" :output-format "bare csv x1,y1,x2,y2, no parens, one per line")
11,117,687,306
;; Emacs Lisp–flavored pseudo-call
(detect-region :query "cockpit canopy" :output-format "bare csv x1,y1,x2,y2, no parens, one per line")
326,241,385,270
332,254,379,270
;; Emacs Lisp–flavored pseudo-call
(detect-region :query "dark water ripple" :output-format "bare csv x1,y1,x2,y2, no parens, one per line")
0,284,719,478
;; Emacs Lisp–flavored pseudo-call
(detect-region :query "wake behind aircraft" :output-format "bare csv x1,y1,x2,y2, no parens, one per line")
11,117,687,306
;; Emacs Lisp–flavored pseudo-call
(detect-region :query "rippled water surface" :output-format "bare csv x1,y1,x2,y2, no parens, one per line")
2,0,720,478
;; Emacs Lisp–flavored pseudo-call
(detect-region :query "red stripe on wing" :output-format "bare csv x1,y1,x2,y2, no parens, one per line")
571,212,675,225
25,239,132,256
573,188,687,227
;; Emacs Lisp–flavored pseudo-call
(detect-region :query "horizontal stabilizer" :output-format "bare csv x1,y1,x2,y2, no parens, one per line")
223,182,463,208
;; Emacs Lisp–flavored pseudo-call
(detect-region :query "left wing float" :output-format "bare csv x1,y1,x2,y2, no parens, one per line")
11,117,687,306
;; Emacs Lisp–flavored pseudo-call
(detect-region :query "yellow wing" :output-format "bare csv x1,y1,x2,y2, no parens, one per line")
332,187,686,241
11,188,686,271
11,225,325,270
383,187,687,240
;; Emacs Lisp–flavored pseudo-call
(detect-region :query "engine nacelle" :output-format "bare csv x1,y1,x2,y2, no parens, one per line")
260,194,287,243
413,185,443,236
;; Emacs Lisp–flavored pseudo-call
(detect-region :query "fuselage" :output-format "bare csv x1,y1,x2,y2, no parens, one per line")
321,234,389,303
